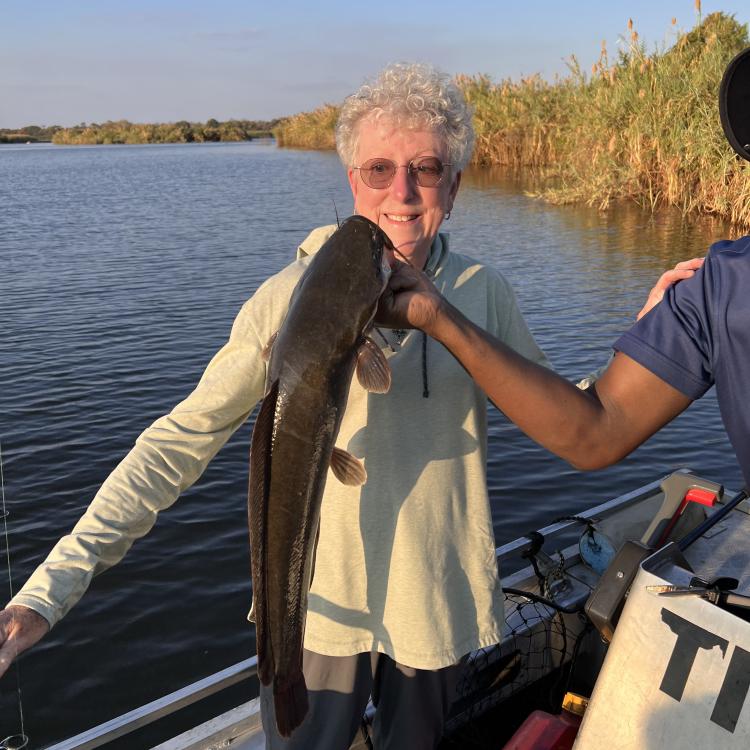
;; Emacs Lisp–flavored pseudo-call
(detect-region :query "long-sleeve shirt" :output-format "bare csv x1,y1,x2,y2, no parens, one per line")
11,225,548,669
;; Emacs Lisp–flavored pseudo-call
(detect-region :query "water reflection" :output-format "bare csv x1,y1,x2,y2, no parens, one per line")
462,164,737,266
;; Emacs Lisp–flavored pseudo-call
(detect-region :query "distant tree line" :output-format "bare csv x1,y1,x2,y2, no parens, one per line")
51,118,280,144
0,125,62,143
0,119,280,145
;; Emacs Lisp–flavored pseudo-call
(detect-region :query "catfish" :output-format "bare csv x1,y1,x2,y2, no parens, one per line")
249,215,393,737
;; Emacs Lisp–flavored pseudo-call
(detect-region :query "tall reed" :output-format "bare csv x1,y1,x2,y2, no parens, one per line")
461,12,749,225
273,104,339,150
273,12,750,226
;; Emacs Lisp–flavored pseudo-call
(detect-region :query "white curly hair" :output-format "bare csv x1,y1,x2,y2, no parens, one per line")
335,62,475,171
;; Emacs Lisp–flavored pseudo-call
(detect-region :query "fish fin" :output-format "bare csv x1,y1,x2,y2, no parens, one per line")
356,337,392,394
330,446,367,486
249,379,279,686
274,673,309,737
261,331,278,362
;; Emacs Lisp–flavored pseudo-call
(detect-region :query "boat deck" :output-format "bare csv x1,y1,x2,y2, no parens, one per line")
683,497,750,594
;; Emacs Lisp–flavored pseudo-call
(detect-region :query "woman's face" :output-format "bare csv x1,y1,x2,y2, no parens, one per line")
347,118,461,268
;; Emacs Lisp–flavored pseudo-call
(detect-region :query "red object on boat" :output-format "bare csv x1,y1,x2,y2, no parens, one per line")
501,692,587,750
655,487,718,547
501,710,580,750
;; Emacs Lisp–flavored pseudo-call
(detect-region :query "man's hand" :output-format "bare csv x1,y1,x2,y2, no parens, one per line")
0,605,50,678
376,263,444,333
637,257,704,320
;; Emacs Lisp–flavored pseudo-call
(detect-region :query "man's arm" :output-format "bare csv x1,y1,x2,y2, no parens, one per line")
379,264,692,470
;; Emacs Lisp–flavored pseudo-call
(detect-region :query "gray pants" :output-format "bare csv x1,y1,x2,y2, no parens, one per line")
260,649,465,750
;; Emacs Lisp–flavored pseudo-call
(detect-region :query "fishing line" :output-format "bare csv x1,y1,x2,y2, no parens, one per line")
373,245,412,354
0,443,28,750
372,327,397,353
331,199,340,229
391,247,433,397
383,245,432,396
391,246,413,268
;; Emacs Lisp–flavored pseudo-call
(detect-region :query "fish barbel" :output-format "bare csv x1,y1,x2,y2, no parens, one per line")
248,215,394,737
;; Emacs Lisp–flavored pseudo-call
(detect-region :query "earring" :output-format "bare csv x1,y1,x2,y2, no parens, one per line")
445,211,451,220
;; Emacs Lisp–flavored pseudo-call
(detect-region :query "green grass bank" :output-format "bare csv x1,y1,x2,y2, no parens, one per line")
272,12,750,227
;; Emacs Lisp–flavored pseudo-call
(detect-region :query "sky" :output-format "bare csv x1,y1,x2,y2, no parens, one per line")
1,0,748,128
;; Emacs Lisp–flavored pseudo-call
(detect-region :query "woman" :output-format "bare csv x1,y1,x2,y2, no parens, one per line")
257,64,551,749
0,63,696,749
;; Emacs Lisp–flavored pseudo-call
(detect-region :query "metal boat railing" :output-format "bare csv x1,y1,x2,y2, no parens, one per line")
494,473,668,564
44,657,257,750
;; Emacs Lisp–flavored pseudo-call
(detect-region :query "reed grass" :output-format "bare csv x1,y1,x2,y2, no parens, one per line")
273,104,339,150
274,12,750,226
460,11,750,226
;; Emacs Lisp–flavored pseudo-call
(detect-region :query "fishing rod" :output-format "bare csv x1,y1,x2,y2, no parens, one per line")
678,486,749,552
0,442,29,750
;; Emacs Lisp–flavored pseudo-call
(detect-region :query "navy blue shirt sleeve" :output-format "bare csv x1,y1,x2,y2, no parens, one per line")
615,236,750,487
614,241,735,400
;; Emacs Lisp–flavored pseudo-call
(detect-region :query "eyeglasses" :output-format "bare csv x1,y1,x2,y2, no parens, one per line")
353,157,452,189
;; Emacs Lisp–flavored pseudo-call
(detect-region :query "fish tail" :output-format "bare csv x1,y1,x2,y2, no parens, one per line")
273,673,309,738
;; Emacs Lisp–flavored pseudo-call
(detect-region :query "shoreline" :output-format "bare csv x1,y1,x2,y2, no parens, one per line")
0,136,274,146
0,119,277,146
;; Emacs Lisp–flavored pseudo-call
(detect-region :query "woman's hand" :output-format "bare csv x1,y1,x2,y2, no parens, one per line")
376,262,444,334
0,605,50,679
637,257,705,320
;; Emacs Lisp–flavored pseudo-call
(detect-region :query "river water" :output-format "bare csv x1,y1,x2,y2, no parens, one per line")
0,141,744,747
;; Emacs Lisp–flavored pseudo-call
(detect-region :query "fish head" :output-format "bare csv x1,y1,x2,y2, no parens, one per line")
334,214,394,295
290,215,394,342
